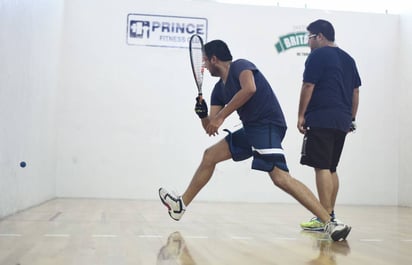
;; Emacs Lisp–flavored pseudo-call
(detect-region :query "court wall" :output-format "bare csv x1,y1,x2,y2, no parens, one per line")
0,0,64,218
398,7,412,207
55,0,402,205
1,0,411,218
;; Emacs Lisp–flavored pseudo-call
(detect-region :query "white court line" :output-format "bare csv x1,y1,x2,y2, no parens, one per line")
185,235,209,239
231,236,253,240
44,234,70,237
360,239,384,242
401,239,412,242
273,237,298,241
0,233,22,237
137,235,162,238
92,234,118,238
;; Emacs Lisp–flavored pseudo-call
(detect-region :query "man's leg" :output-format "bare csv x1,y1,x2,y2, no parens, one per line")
327,130,346,217
315,168,334,214
331,171,339,213
181,138,232,206
269,167,330,223
159,139,231,221
269,167,351,241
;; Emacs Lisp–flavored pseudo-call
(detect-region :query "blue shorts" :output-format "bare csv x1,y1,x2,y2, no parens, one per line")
224,124,289,172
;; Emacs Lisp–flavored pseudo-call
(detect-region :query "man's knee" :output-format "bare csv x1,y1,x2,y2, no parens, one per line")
202,147,215,164
201,141,231,165
270,167,291,188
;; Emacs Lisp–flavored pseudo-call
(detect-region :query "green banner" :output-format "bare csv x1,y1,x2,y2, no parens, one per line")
275,32,308,53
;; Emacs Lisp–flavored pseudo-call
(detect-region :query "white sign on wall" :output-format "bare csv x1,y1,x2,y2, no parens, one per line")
126,14,208,48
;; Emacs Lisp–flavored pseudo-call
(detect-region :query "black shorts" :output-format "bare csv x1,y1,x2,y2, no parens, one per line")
300,128,347,172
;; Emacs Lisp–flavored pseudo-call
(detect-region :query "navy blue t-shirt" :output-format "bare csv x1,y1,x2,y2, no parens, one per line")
211,59,286,127
303,46,361,131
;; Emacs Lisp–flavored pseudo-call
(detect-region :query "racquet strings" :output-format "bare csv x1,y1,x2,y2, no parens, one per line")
190,37,204,94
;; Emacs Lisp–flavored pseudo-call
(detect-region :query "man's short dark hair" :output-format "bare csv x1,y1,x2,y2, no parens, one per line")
204,40,233,61
307,19,335,42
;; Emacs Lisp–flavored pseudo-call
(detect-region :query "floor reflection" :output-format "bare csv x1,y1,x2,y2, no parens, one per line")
301,231,351,265
157,231,196,265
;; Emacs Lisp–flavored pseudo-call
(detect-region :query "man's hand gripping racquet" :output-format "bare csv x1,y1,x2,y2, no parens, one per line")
189,34,208,119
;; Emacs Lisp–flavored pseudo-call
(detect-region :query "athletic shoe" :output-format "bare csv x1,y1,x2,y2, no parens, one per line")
158,188,186,221
300,217,325,231
324,221,351,241
334,218,344,225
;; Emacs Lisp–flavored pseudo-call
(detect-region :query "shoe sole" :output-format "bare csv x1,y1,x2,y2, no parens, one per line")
158,188,172,211
301,227,325,232
331,226,352,241
343,226,352,240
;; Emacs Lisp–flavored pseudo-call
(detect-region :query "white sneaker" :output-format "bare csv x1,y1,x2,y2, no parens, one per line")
325,221,351,241
333,218,345,225
158,188,186,221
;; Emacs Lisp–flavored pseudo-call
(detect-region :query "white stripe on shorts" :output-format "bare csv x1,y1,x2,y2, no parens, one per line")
252,146,284,155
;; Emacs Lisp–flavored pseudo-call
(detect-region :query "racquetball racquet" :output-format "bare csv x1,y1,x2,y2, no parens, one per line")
189,34,205,101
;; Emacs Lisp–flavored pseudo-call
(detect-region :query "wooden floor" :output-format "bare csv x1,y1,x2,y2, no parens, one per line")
0,198,411,265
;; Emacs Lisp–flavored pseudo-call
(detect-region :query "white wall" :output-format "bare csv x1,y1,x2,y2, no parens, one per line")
399,7,412,207
0,0,64,218
55,0,403,206
1,1,409,217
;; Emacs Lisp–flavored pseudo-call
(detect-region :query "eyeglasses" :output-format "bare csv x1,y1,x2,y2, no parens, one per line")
308,34,317,39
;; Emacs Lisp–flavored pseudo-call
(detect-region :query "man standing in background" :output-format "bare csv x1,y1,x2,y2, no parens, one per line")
298,19,361,231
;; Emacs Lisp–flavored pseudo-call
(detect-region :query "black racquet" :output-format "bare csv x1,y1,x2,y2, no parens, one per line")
189,34,205,101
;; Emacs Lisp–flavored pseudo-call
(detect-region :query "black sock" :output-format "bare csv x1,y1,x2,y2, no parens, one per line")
330,211,335,221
